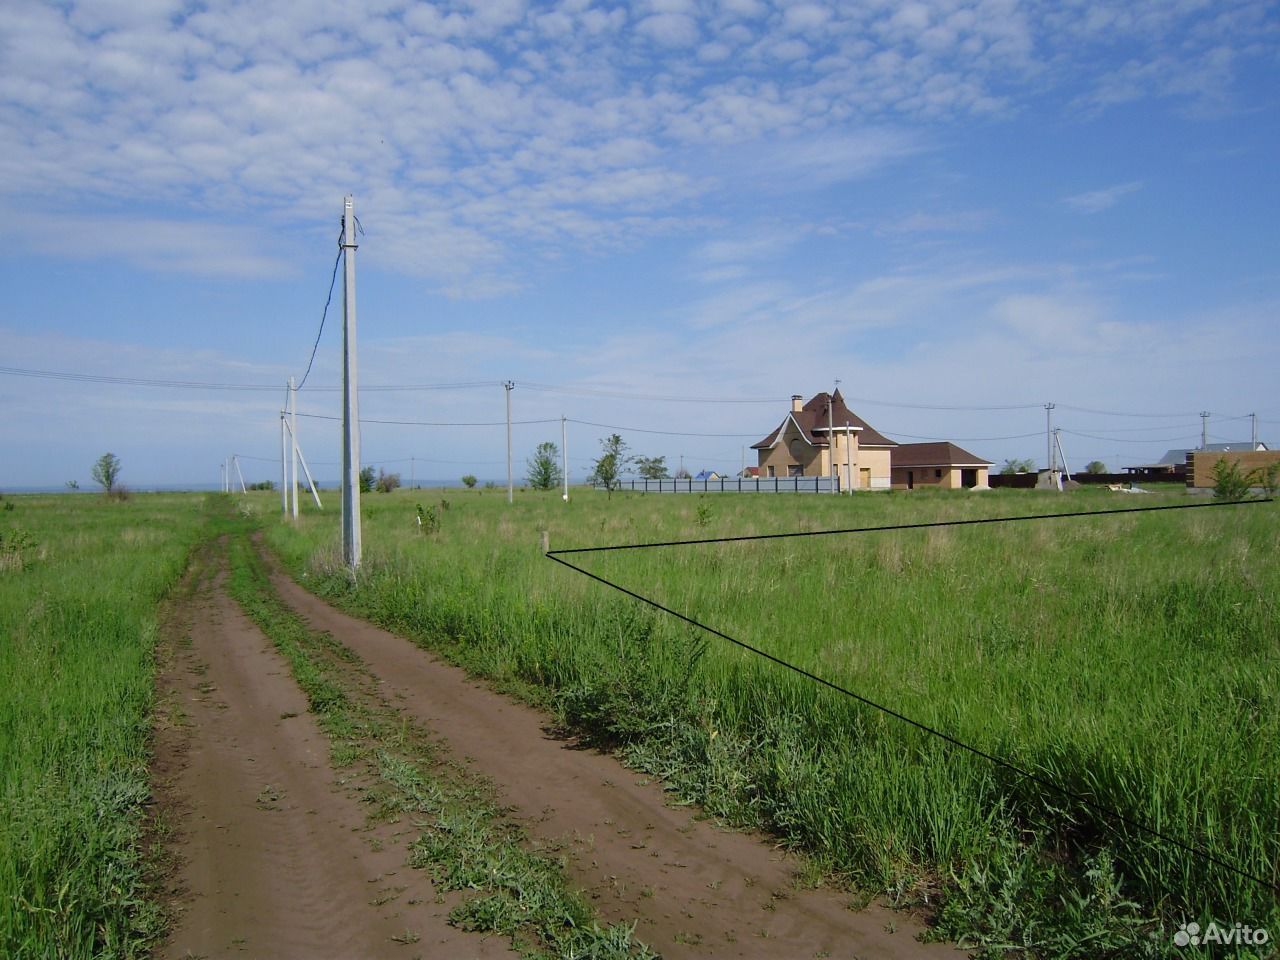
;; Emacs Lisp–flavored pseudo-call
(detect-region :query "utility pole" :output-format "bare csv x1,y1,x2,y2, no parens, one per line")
1200,411,1210,451
829,383,836,493
289,376,299,520
561,415,568,502
1045,403,1056,474
233,456,247,494
844,422,852,493
280,397,288,514
504,381,515,504
220,461,226,493
1251,412,1258,449
340,195,362,572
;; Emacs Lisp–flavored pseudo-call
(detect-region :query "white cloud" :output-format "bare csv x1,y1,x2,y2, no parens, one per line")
1062,181,1145,214
0,0,1269,296
635,12,700,46
20,213,294,278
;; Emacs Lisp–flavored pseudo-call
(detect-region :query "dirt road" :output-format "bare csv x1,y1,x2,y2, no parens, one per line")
153,548,515,959
266,556,960,960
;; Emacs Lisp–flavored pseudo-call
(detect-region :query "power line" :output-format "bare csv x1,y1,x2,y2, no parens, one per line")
296,236,343,389
568,418,762,438
295,412,561,427
1056,403,1204,419
0,365,499,394
1061,429,1200,444
0,365,286,392
881,430,1044,442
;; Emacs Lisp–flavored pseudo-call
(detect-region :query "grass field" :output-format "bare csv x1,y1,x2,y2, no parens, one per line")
0,492,210,958
1,485,1274,958
265,484,1279,958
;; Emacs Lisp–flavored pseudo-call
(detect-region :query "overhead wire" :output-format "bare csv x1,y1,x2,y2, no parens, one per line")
296,231,343,389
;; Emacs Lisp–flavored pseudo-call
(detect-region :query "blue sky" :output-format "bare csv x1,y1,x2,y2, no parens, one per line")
2,0,1277,488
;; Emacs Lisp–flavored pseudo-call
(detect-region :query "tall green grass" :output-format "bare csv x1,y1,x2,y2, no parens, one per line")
0,493,211,958
265,487,1279,957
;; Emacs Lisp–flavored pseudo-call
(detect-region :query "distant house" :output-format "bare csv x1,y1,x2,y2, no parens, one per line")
739,466,760,479
891,442,992,490
693,470,721,481
752,391,897,490
1129,442,1270,478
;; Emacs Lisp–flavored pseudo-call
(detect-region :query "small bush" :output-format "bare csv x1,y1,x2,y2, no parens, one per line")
416,503,441,534
1211,458,1252,501
376,470,401,493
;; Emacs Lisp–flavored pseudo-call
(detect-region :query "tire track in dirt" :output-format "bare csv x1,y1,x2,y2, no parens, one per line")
152,544,516,959
266,555,963,960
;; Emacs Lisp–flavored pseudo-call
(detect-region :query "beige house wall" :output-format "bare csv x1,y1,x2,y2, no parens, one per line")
1186,450,1280,488
758,423,893,489
757,418,825,477
891,465,990,490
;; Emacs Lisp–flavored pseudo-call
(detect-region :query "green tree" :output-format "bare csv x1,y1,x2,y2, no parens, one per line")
91,453,121,494
359,465,376,493
1211,458,1252,501
376,469,401,493
526,442,562,490
1085,460,1107,474
589,434,630,497
461,474,478,489
635,455,668,479
1251,460,1279,496
1000,458,1036,475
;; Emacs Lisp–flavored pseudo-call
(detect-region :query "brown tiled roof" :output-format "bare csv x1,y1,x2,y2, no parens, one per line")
891,441,992,467
752,390,897,449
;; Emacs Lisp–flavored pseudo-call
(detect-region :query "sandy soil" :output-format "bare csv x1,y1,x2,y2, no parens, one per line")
266,555,963,960
151,547,516,959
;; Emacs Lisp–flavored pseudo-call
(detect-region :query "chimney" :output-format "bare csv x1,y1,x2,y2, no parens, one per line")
791,394,803,413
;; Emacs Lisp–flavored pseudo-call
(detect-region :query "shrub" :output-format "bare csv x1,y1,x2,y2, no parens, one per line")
1211,458,1252,501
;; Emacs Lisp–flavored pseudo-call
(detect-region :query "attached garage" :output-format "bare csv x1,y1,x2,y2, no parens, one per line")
891,442,991,490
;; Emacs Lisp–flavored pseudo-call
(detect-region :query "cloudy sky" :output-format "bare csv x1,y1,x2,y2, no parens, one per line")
2,0,1277,488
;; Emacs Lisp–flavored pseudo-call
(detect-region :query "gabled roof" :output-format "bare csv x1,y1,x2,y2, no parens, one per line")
892,441,992,468
693,470,720,480
1152,442,1269,466
752,390,897,449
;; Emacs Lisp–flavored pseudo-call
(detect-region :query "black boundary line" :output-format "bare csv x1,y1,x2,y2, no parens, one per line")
545,498,1278,893
546,498,1273,556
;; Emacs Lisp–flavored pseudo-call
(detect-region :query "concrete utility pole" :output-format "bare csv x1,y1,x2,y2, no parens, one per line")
561,415,568,502
289,376,299,520
233,456,247,494
828,383,837,493
1250,412,1258,449
1045,403,1056,474
220,461,226,493
844,422,852,493
1200,411,1210,451
341,195,362,572
504,381,515,504
280,406,288,514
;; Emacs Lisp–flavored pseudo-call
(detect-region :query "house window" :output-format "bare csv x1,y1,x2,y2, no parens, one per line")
935,469,942,479
788,464,803,477
767,465,776,478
